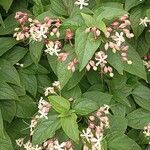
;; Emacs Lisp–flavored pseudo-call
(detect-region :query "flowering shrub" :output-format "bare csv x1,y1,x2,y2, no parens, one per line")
0,0,150,149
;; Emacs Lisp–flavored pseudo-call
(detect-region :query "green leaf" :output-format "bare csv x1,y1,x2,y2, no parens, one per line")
137,34,150,57
0,100,16,123
0,14,18,35
127,108,150,129
32,0,44,16
123,43,147,81
37,74,51,94
61,113,79,142
94,7,127,20
107,51,123,74
130,5,145,38
33,114,61,144
132,84,150,111
81,13,107,33
48,96,70,113
107,133,142,150
2,46,28,65
16,95,37,118
73,98,99,115
113,91,131,107
75,27,101,71
57,59,73,88
0,82,18,100
83,91,112,106
0,109,4,138
0,13,4,28
0,136,13,150
62,86,82,99
0,0,13,12
0,37,18,56
0,59,21,86
19,72,37,98
29,41,44,64
109,115,128,133
65,70,85,90
125,0,143,11
10,84,26,97
50,0,74,16
81,13,96,27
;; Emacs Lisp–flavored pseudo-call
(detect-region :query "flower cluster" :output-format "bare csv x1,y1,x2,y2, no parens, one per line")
143,123,150,144
85,27,101,39
139,17,150,27
13,12,62,57
43,139,73,150
14,12,61,42
143,54,150,71
143,123,150,137
80,105,110,150
13,12,79,72
104,14,134,64
86,51,114,77
29,97,52,137
44,81,61,96
16,139,42,150
74,0,89,10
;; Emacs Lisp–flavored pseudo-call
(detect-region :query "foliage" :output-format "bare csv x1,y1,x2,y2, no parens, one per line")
0,0,150,149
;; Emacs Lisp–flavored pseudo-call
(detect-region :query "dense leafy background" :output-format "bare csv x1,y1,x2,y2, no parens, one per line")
0,0,150,150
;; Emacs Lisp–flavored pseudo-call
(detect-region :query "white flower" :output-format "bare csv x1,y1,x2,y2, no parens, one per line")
36,25,48,39
30,25,48,42
44,87,56,96
112,32,125,47
80,128,93,142
139,17,150,27
16,138,24,147
52,81,61,89
33,145,42,150
95,51,108,67
91,135,103,150
23,141,33,150
54,140,66,150
74,0,89,9
38,110,48,119
45,43,61,56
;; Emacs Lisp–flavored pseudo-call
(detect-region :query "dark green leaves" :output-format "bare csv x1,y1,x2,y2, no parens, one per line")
75,27,101,71
127,108,150,129
107,51,123,75
83,91,112,106
94,7,127,20
29,41,44,64
0,82,18,100
3,46,28,65
125,0,143,11
19,72,37,98
73,98,99,115
57,57,73,88
61,113,79,142
16,95,37,118
0,59,21,86
0,0,13,12
0,109,4,138
108,133,142,150
123,43,147,81
130,5,145,38
33,114,61,144
48,96,70,113
0,37,18,56
132,84,150,111
0,14,18,35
